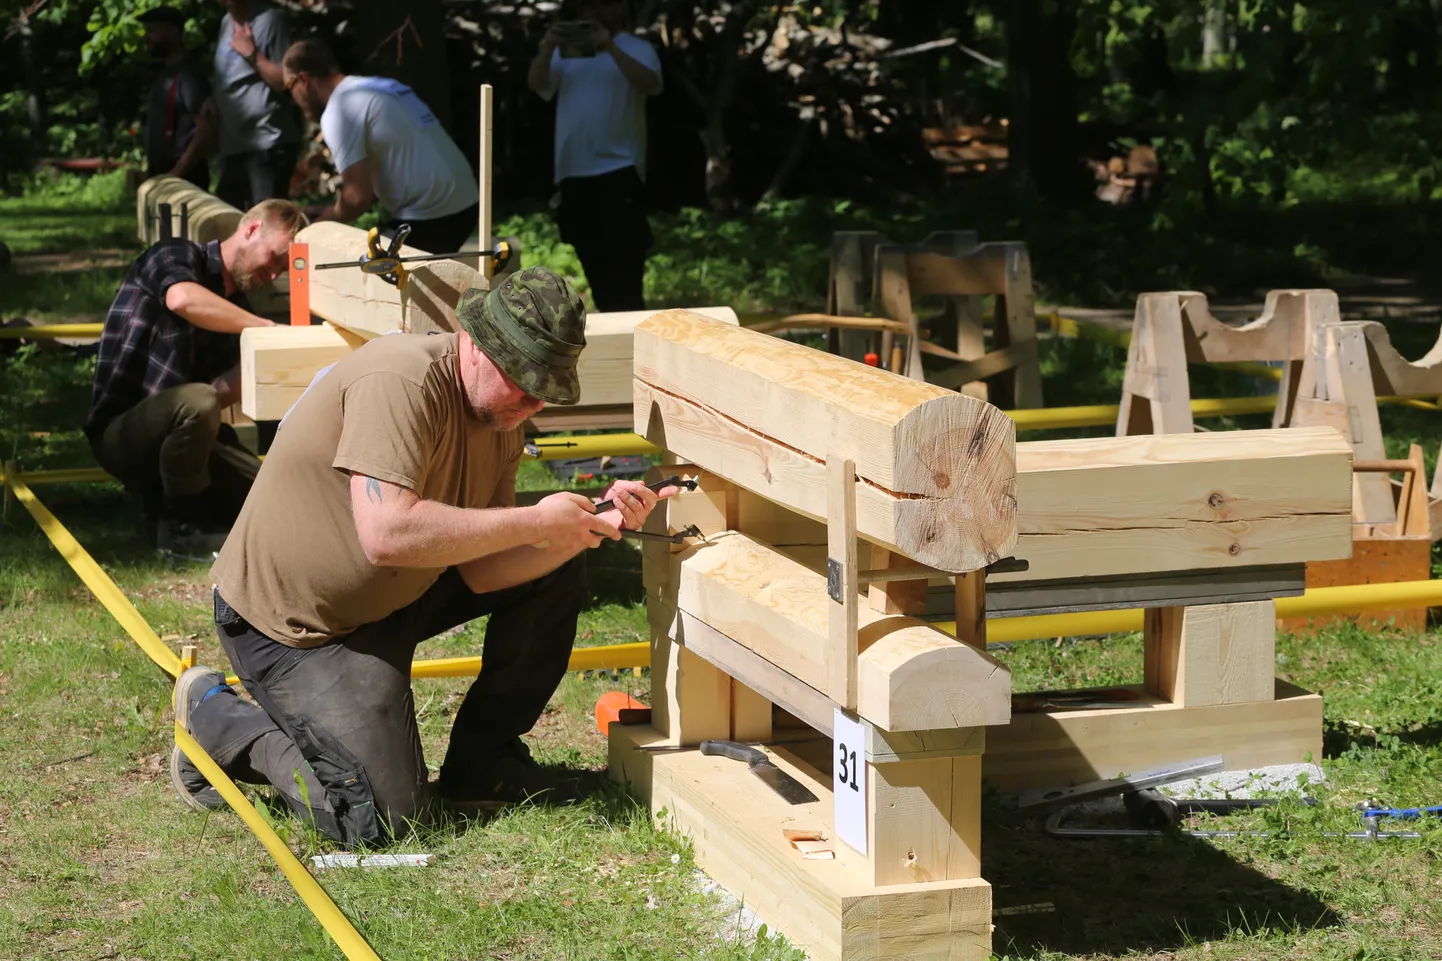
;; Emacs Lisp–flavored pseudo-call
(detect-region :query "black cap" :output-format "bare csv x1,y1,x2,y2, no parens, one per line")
137,6,186,27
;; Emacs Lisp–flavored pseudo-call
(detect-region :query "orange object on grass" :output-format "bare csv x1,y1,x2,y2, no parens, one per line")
594,691,650,736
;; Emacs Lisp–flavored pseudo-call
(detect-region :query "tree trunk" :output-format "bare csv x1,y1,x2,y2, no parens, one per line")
700,109,734,213
1007,0,1082,205
1201,0,1230,69
19,16,47,161
354,0,453,132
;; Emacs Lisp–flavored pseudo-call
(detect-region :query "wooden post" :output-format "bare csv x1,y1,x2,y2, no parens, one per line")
868,754,982,886
645,468,739,744
990,244,1043,409
1143,601,1276,707
1117,293,1193,436
953,570,986,652
867,545,929,615
477,83,494,284
826,455,859,710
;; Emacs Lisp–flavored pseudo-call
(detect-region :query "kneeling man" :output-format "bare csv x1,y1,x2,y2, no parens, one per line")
171,267,673,845
86,199,300,556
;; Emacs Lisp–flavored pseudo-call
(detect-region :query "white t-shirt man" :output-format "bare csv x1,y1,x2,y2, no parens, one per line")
534,33,661,183
320,76,479,221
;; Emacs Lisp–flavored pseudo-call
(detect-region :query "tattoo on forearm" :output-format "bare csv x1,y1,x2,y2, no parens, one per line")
365,477,383,504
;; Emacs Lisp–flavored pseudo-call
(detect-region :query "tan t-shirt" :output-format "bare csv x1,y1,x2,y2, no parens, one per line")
212,332,522,647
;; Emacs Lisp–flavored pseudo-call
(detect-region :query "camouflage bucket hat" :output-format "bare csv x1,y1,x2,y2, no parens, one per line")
454,267,587,406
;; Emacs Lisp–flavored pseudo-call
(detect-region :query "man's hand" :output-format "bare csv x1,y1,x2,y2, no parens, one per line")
534,491,621,552
589,21,613,52
541,24,567,51
231,21,257,62
593,479,679,532
212,365,242,409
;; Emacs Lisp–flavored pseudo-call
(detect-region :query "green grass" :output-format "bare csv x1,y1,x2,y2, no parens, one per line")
0,170,138,325
3,177,1442,959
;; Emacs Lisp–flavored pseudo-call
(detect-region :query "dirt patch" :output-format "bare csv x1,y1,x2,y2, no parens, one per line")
11,250,133,275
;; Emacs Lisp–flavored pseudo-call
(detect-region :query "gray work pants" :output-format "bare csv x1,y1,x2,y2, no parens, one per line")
191,558,586,845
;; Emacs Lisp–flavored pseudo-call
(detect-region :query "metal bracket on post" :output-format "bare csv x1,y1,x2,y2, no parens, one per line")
827,558,842,602
178,202,190,241
157,203,173,241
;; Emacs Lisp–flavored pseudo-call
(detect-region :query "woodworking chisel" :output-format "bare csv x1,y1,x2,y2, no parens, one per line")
699,740,819,805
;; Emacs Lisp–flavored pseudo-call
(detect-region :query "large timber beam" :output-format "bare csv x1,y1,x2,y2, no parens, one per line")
665,531,1011,732
634,309,1018,572
136,175,242,245
300,221,481,338
1003,426,1353,582
241,305,741,418
239,323,368,421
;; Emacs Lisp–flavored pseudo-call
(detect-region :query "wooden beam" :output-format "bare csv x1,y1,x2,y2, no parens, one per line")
670,531,1011,732
999,426,1353,582
136,175,240,246
984,680,1322,791
241,302,737,419
633,309,1019,572
609,723,993,961
576,306,736,407
301,221,481,338
239,323,367,421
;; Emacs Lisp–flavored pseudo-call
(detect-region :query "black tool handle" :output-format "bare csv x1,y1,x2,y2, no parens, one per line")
700,739,766,766
593,475,693,514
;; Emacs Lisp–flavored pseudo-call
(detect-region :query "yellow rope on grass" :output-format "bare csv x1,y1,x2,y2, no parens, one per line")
4,464,381,960
4,464,182,678
174,725,382,961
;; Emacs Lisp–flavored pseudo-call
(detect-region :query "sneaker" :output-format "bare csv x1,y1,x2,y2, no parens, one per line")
170,666,229,812
157,517,228,561
438,739,581,810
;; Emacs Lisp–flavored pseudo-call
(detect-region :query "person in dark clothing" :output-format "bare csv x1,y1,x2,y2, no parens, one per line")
527,0,661,311
212,0,301,209
86,199,303,557
171,269,679,846
139,6,214,187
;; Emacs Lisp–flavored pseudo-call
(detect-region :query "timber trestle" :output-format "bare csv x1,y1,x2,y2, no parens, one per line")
618,308,1350,960
1116,288,1442,632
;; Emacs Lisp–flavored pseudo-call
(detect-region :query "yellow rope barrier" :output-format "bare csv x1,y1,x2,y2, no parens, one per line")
0,322,104,339
4,464,378,958
174,725,382,960
5,465,182,677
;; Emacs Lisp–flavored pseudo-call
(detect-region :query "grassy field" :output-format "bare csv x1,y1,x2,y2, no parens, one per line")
1,174,1440,959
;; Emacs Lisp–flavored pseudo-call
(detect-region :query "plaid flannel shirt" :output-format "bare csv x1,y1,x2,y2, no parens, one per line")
85,239,248,438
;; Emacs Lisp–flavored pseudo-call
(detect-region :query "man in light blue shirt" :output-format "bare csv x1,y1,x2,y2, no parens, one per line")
527,0,661,311
212,0,300,209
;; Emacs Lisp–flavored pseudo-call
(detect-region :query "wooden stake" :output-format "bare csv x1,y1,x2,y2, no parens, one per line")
827,455,859,710
477,83,494,284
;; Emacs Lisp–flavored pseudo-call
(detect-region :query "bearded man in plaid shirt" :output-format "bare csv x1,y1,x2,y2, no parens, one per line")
85,199,302,557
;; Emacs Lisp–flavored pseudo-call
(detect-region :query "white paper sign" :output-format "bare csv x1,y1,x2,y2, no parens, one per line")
833,707,867,855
